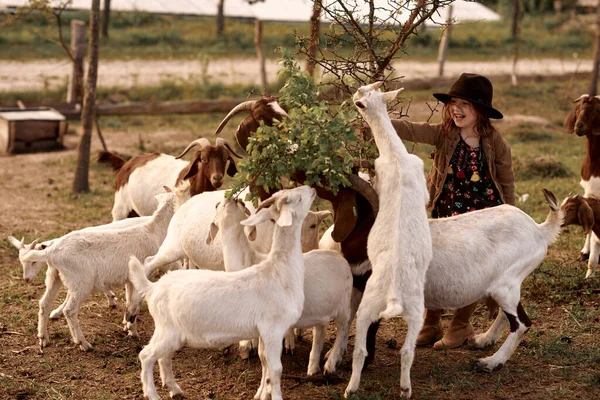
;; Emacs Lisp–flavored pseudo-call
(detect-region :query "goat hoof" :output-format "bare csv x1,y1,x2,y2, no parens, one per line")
474,358,503,372
400,386,412,399
49,310,62,319
579,252,590,261
39,337,49,348
78,341,92,352
171,393,184,400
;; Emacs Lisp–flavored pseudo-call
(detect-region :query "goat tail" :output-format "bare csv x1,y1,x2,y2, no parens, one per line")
538,188,564,246
128,255,153,297
97,151,126,172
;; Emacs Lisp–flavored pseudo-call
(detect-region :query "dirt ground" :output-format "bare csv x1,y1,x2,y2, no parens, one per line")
0,57,593,92
0,103,599,400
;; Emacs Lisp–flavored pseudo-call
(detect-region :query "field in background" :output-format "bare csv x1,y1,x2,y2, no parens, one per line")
0,8,594,61
0,78,599,399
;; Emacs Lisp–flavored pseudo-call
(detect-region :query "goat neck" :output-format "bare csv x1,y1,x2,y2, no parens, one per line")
582,135,600,181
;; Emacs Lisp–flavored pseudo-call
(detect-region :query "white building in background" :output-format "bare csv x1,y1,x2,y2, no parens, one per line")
0,0,501,26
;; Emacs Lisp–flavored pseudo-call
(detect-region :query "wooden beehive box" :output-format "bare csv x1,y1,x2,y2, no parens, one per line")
0,107,67,155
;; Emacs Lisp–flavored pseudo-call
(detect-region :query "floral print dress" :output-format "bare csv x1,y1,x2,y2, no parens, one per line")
432,136,503,218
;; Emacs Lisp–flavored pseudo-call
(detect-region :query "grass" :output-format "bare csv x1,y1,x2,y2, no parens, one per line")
0,8,595,61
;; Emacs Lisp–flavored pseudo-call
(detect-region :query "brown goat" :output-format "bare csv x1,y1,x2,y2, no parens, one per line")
214,97,290,151
561,195,600,278
98,138,241,220
564,94,600,261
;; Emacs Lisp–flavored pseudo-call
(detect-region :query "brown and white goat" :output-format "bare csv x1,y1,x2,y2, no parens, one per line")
98,138,241,221
215,98,383,365
214,97,290,152
564,94,600,263
561,194,600,278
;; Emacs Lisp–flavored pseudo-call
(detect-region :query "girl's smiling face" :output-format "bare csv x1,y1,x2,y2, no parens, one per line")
449,98,477,131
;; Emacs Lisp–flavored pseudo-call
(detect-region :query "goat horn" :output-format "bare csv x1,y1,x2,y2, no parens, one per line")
176,138,211,159
573,94,590,103
256,196,277,213
215,137,243,159
214,100,257,135
348,174,379,216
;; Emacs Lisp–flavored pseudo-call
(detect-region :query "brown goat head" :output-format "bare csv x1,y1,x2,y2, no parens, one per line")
214,97,290,152
564,95,600,137
176,138,242,195
561,195,595,235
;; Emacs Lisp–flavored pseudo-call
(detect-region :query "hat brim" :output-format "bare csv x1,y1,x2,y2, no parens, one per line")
433,93,503,120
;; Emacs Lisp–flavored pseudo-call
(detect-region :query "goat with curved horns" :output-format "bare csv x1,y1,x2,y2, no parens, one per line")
98,137,241,220
214,97,290,151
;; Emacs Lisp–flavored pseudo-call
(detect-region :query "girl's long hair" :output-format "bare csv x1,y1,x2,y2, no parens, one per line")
441,100,498,138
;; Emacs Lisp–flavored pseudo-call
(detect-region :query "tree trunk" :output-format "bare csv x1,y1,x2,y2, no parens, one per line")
102,0,111,38
437,5,453,77
73,0,100,194
511,0,522,86
67,20,86,104
306,0,322,76
217,0,225,36
589,2,600,96
511,0,519,39
254,19,268,96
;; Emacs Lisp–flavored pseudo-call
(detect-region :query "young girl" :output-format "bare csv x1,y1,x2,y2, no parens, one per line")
391,73,515,350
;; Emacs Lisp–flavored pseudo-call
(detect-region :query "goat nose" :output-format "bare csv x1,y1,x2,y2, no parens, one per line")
576,123,584,129
213,174,223,182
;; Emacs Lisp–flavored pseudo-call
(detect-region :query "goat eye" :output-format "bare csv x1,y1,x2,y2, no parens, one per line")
201,158,208,164
310,224,317,229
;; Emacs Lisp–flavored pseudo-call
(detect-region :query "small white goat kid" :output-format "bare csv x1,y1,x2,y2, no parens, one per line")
9,216,152,319
128,186,316,400
207,198,352,375
11,192,176,351
346,82,432,399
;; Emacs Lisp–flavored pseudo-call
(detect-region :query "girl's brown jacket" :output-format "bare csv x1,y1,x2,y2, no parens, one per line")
391,119,515,210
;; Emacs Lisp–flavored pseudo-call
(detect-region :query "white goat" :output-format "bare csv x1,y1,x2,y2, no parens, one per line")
207,198,352,375
143,189,329,276
346,82,432,399
128,186,316,400
8,216,153,319
10,192,176,351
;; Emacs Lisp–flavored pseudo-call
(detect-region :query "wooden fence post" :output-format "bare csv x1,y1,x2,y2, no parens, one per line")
254,19,268,96
67,20,87,104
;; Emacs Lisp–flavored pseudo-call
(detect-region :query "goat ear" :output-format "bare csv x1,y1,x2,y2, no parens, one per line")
332,190,358,243
241,207,271,227
592,108,600,136
276,207,294,227
206,222,219,245
563,108,577,134
226,157,238,177
315,210,333,222
244,225,257,241
381,88,404,103
182,155,201,181
7,236,23,250
163,186,173,193
578,201,595,235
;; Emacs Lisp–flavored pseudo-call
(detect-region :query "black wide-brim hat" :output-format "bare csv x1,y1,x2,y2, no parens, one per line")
433,73,503,119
